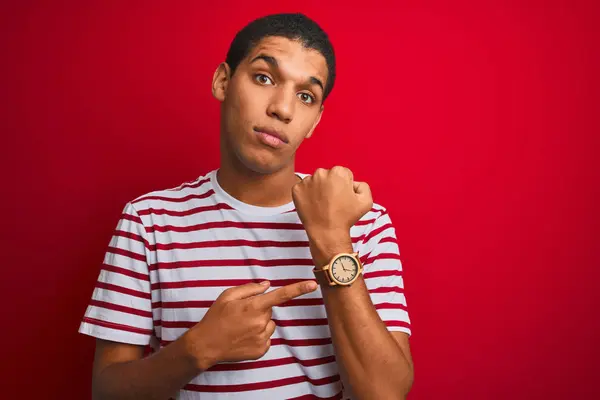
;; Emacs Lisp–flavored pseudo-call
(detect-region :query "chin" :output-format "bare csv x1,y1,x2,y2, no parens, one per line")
235,146,288,175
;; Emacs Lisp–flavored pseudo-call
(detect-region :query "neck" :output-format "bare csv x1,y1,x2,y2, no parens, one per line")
217,158,301,208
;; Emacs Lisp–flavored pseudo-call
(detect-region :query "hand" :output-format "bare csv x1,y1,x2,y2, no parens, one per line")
291,166,373,236
184,280,318,369
292,167,373,267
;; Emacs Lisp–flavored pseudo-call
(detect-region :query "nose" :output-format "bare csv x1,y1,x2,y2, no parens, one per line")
266,85,295,123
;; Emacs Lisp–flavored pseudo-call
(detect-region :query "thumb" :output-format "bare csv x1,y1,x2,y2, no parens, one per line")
218,281,271,302
353,181,371,198
353,181,373,210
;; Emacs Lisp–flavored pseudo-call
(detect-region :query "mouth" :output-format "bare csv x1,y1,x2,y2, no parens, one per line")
253,127,289,144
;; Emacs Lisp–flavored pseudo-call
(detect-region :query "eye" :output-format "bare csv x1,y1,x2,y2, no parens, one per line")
298,92,315,104
255,74,273,85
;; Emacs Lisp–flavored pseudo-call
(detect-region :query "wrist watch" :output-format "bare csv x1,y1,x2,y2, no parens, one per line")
313,252,363,287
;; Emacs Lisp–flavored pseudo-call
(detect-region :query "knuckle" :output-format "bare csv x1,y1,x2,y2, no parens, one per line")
296,282,310,294
291,182,303,197
264,314,273,326
249,347,263,360
263,308,272,321
279,288,292,304
263,339,272,353
332,166,352,178
261,327,271,341
254,314,267,329
252,337,270,356
253,317,265,331
217,292,231,303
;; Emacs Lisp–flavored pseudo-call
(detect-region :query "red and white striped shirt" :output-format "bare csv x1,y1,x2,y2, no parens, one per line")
79,169,411,399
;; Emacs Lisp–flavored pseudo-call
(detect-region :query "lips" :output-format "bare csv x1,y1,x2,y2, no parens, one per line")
253,127,289,144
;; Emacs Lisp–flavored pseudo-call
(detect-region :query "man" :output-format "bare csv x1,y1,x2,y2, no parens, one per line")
79,12,413,400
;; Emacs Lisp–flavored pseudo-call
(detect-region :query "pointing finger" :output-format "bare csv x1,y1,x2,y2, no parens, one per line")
253,280,318,310
218,281,270,302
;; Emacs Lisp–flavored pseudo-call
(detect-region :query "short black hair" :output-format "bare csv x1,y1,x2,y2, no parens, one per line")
225,13,336,102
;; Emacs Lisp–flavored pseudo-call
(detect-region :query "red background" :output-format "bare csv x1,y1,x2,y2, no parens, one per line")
2,1,599,398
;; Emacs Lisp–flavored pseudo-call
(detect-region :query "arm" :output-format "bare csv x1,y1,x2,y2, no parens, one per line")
80,200,197,399
91,334,209,400
82,203,319,399
309,234,413,400
81,202,210,399
292,167,414,399
91,280,319,400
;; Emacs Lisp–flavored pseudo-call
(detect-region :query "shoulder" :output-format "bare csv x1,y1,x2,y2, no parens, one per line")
126,170,215,212
358,201,390,225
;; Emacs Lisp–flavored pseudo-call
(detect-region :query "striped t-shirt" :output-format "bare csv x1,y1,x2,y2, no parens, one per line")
79,169,411,399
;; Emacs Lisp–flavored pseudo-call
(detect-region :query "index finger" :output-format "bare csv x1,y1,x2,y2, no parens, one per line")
253,280,318,310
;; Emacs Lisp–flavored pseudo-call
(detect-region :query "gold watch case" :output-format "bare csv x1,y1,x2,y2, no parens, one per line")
313,252,363,286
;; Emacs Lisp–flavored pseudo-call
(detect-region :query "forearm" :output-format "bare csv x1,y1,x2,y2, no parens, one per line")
93,331,212,400
310,236,413,399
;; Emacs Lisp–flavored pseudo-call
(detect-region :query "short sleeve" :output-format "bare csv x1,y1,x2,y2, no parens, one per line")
359,208,412,336
78,202,154,345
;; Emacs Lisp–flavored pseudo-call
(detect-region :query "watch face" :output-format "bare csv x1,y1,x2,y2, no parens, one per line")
331,255,359,284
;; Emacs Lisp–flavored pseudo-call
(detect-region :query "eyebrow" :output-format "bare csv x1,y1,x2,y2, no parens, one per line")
250,54,325,94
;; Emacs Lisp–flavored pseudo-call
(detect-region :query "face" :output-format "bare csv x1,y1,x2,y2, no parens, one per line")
212,36,328,174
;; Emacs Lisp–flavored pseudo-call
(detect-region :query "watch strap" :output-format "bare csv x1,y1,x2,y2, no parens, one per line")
312,265,336,286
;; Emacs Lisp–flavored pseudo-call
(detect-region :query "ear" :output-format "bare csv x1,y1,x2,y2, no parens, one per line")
212,62,231,102
305,104,324,139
